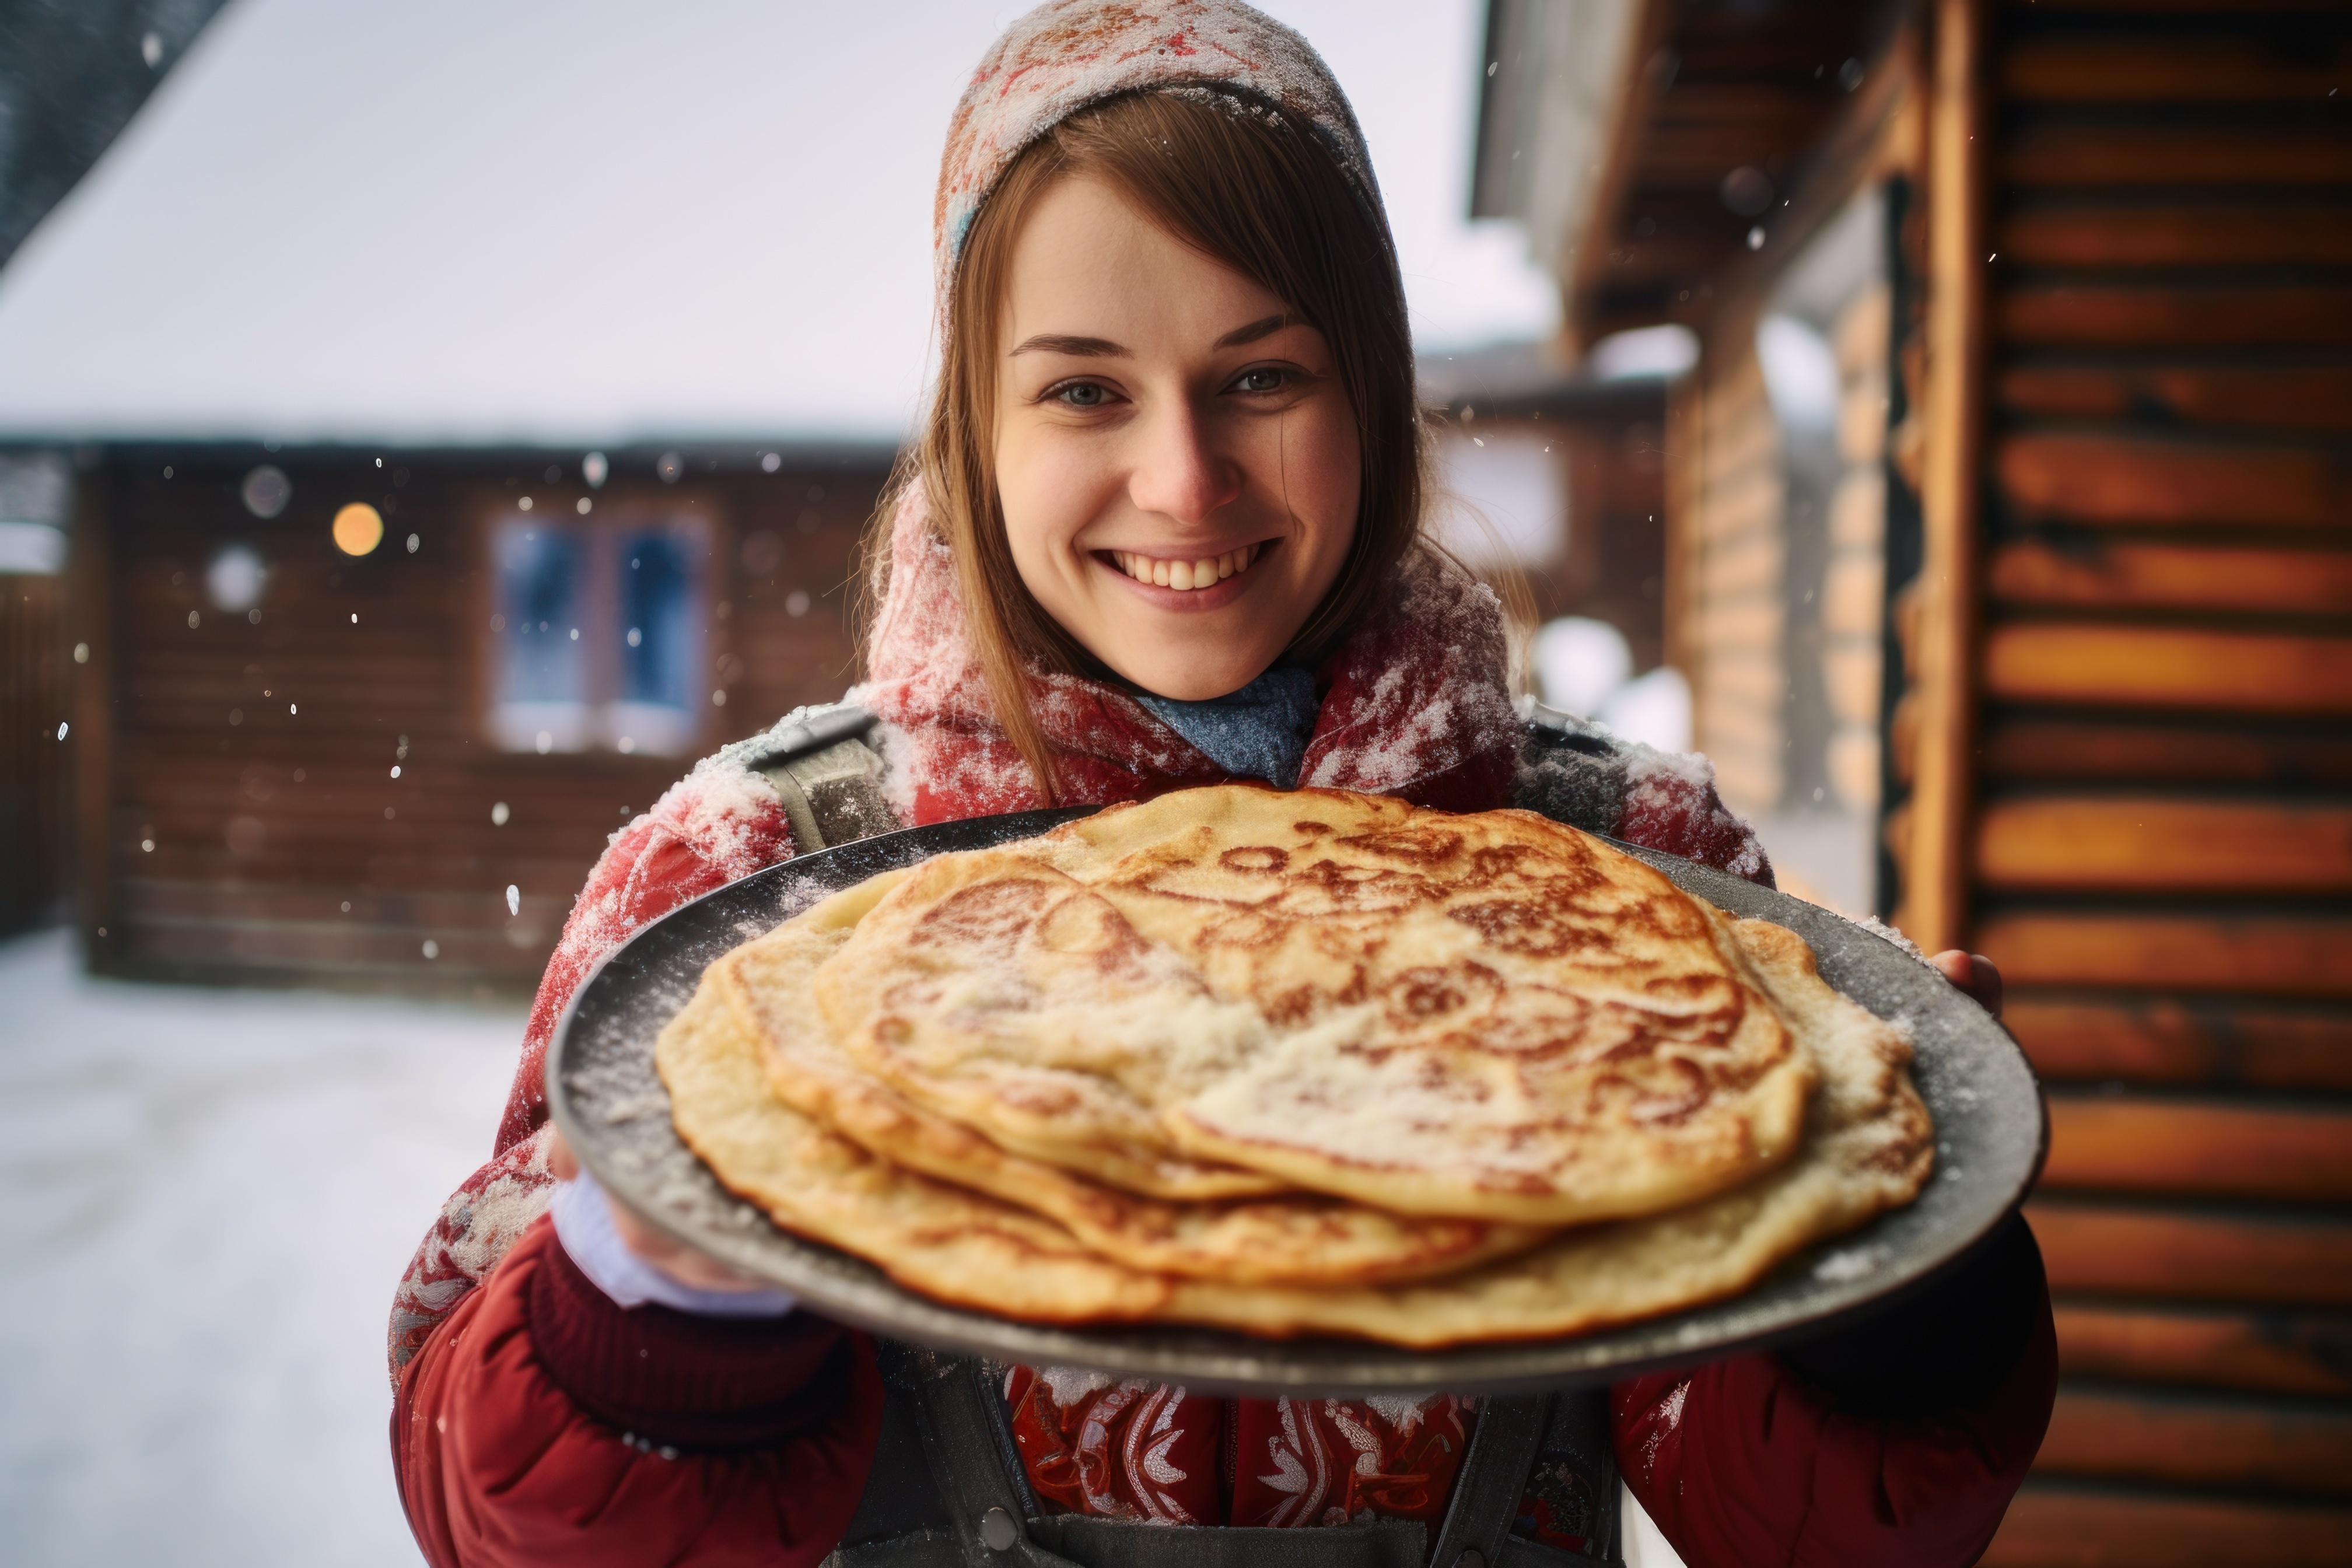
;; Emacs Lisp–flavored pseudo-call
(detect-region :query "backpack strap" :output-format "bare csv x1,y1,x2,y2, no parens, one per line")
1425,1394,1550,1568
1513,700,1633,841
1490,1391,1621,1567
827,1346,1083,1568
741,702,900,853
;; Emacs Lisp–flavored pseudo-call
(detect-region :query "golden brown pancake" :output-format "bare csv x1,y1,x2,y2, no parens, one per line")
813,849,1287,1200
722,882,1554,1287
659,911,1931,1345
819,786,1816,1225
1153,916,1933,1344
657,979,1173,1325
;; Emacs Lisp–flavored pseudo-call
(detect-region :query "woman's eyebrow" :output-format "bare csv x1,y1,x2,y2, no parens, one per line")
1010,333,1127,358
1214,313,1291,349
1008,314,1290,358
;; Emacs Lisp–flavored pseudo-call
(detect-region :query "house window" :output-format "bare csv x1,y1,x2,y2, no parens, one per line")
488,512,712,756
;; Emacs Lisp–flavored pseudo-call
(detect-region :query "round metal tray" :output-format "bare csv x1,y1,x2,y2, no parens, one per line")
549,807,2044,1398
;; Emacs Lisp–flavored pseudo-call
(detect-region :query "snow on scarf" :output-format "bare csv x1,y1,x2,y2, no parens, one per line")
848,487,1523,822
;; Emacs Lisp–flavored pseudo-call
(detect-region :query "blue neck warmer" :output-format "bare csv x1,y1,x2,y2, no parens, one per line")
1135,666,1320,789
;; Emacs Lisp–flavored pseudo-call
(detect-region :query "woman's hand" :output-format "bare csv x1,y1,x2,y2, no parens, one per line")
546,1126,778,1294
1929,950,2003,1019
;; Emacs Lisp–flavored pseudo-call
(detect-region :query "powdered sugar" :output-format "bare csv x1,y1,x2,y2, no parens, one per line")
1856,913,1932,964
1812,1242,1888,1284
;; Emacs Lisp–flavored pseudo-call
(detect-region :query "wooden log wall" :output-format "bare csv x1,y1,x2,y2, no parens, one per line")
1680,331,1790,815
71,444,888,994
1965,1,2352,1560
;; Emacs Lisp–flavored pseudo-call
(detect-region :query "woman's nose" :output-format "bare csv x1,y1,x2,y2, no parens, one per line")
1126,400,1241,524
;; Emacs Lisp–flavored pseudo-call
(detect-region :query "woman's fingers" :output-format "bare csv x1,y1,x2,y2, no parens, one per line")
1929,949,2004,1019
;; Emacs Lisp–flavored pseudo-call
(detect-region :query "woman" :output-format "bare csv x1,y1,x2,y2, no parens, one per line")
390,5,2053,1564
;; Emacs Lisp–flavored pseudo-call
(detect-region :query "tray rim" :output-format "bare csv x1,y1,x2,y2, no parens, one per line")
547,803,2046,1398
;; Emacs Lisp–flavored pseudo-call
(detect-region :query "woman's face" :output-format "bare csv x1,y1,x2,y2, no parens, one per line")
993,176,1362,701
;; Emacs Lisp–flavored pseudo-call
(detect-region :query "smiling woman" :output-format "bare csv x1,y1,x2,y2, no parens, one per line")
915,88,1420,792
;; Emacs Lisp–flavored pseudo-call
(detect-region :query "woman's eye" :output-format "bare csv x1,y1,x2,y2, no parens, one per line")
1053,382,1109,408
1234,368,1287,394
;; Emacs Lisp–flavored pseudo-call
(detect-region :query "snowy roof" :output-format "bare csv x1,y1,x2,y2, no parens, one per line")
0,0,1557,448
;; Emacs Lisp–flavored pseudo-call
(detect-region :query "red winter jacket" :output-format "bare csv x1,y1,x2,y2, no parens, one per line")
390,524,2053,1566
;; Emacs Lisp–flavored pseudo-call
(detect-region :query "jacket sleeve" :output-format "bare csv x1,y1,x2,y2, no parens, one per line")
391,743,890,1565
1612,1217,2057,1567
396,1217,884,1568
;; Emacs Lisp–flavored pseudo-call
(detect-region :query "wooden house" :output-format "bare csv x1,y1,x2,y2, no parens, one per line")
1483,0,2352,1556
60,440,892,993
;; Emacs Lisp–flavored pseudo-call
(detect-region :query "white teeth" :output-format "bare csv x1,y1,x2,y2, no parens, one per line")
1112,544,1262,591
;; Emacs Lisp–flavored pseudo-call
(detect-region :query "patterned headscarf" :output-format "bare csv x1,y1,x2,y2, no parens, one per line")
933,0,1382,293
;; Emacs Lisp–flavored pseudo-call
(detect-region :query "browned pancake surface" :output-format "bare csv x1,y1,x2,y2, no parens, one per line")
662,907,1932,1346
723,883,1552,1287
819,786,1815,1224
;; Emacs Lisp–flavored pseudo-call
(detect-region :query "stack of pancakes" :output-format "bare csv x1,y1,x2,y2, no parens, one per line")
656,785,1933,1347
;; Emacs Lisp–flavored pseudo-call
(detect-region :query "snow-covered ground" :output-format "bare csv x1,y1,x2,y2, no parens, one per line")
0,928,523,1567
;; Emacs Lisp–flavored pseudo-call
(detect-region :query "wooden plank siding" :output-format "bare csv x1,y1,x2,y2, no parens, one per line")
2041,1097,2352,1204
1976,1,2352,1554
1976,797,2352,892
80,444,888,992
1997,433,2352,529
1684,345,1788,814
0,569,69,933
2053,1303,2352,1398
2026,1200,2352,1308
1985,1486,2352,1568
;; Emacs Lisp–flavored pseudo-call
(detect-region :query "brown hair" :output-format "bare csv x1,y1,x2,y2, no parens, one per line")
862,88,1426,802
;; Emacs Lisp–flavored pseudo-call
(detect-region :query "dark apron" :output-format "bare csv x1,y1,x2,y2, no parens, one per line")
820,1345,1621,1568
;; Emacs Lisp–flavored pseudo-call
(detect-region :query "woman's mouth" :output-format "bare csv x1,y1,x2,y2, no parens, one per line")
1103,541,1266,592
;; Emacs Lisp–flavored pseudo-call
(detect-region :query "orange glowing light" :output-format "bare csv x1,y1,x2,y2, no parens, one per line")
332,502,384,556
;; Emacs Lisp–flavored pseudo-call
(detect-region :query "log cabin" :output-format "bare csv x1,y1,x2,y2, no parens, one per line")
60,440,892,993
1480,0,2352,1556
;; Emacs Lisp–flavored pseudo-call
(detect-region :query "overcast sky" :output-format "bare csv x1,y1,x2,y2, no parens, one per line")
0,0,1558,446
